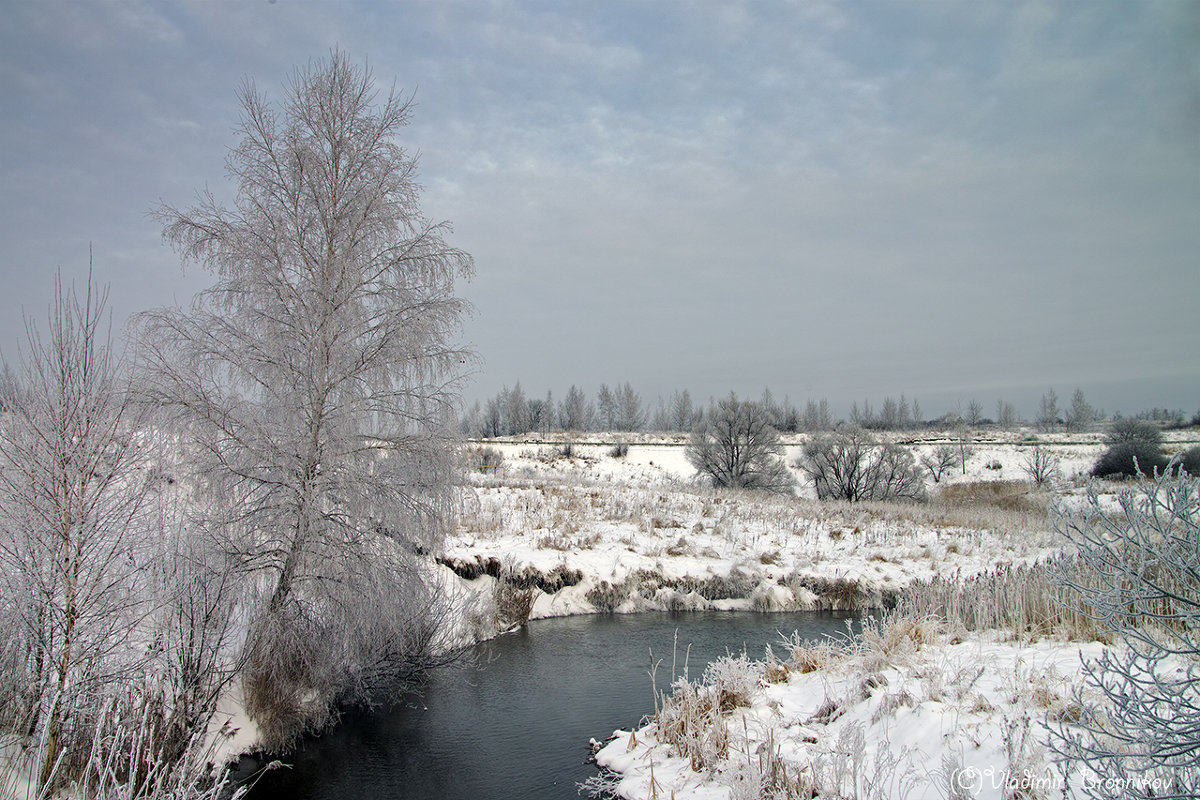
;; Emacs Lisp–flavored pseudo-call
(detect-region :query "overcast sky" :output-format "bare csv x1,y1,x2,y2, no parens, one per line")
1,1,1197,419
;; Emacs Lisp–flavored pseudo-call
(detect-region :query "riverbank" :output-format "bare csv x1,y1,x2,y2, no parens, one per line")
590,617,1109,800
216,431,1152,784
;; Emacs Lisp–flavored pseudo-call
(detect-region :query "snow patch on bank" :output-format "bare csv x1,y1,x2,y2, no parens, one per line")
593,623,1110,800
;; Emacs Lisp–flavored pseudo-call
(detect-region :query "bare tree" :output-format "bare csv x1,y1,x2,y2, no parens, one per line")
503,382,529,435
670,389,700,432
482,396,503,438
799,426,925,502
956,422,976,475
616,382,645,432
1067,387,1096,433
897,394,912,430
1021,445,1059,486
920,444,962,483
0,271,151,791
965,398,984,427
879,396,900,429
686,395,794,494
996,399,1018,430
1037,388,1060,432
1051,470,1200,797
595,383,617,431
138,52,473,743
558,385,591,432
802,398,834,432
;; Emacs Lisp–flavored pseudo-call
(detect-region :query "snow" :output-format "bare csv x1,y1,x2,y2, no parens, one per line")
13,427,1179,792
448,431,1090,621
454,429,1199,799
592,625,1111,800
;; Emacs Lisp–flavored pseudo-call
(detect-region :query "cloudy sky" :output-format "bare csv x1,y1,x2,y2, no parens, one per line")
1,1,1197,419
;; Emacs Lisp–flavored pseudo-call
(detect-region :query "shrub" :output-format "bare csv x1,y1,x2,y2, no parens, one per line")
1022,445,1060,486
1104,417,1163,447
493,576,536,631
800,427,925,502
1091,417,1168,478
1091,439,1169,478
937,480,1046,514
609,442,630,458
919,444,961,483
1049,470,1200,797
469,446,505,473
685,395,794,495
1179,445,1200,477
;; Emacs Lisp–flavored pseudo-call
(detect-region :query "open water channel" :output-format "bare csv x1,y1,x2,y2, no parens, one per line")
237,611,858,800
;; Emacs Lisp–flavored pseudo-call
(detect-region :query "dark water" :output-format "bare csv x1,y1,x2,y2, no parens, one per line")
237,611,858,800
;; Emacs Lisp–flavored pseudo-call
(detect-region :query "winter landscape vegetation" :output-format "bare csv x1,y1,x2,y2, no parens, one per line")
2,4,1199,800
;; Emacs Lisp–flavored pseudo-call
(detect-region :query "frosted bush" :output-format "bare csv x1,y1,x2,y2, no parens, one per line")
704,654,762,712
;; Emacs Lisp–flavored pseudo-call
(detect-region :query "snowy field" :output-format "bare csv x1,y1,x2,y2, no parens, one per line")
446,430,1123,624
445,429,1199,800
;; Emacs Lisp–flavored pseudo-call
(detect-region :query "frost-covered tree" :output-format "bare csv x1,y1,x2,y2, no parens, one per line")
879,396,900,429
0,272,151,790
1067,388,1096,432
802,398,835,432
800,426,925,502
502,382,529,435
897,394,912,430
526,390,553,436
670,389,700,432
596,383,617,431
996,399,1019,430
616,382,645,432
559,385,591,432
138,52,472,744
1037,388,1060,431
686,395,794,494
1051,470,1200,797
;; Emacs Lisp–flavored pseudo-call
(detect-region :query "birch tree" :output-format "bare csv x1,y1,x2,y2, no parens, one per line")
138,52,473,743
0,272,150,791
558,385,591,432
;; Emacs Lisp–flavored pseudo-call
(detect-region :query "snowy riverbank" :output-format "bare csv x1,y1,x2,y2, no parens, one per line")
211,430,1187,789
443,431,1094,627
589,618,1113,800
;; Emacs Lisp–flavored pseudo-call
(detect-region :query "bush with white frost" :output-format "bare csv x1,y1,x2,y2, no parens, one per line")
1051,468,1200,797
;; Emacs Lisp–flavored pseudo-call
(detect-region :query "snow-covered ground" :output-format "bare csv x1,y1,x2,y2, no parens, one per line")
590,620,1108,800
448,428,1198,800
446,430,1126,623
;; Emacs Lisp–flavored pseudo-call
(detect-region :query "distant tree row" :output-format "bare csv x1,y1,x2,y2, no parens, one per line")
459,384,844,437
460,382,1197,439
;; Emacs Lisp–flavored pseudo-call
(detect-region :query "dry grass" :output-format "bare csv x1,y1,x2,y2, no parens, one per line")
937,479,1049,514
896,560,1106,642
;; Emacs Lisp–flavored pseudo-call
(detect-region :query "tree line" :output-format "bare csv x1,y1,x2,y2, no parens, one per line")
460,382,1196,439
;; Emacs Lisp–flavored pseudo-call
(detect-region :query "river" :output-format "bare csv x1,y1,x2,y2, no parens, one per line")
237,611,858,800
